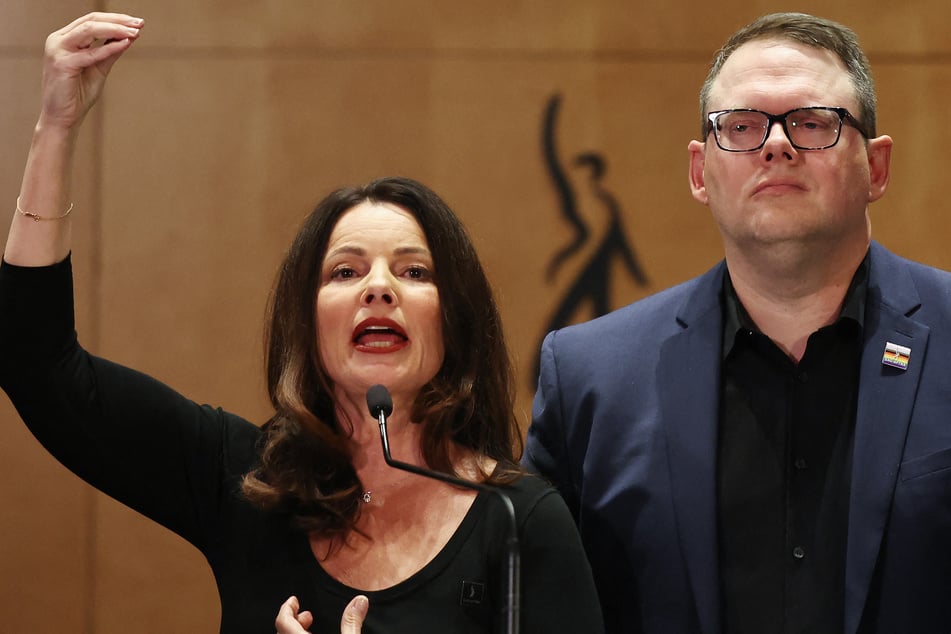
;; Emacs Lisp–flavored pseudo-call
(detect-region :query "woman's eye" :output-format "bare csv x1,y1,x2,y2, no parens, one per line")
405,266,432,280
330,267,357,280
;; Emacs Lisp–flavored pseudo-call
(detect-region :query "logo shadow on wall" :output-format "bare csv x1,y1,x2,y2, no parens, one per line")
530,93,650,387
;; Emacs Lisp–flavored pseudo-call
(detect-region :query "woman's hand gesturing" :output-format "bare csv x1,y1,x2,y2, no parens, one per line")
39,12,144,131
275,595,370,634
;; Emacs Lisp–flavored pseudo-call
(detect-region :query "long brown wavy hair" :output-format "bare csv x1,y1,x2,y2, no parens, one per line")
241,176,522,537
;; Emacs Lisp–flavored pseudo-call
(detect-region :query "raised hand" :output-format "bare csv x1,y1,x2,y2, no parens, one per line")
39,12,144,132
6,12,144,266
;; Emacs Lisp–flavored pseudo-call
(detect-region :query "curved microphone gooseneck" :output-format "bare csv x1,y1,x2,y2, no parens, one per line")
365,384,521,634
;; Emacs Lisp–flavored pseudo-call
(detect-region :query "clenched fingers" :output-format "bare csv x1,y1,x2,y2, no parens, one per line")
40,12,144,130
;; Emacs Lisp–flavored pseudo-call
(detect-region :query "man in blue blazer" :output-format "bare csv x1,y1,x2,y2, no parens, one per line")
524,13,951,634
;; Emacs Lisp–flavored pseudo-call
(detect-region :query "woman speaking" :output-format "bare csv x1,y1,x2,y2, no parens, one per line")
0,12,603,634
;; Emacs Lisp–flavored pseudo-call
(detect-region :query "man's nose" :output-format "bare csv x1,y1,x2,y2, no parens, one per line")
762,121,795,161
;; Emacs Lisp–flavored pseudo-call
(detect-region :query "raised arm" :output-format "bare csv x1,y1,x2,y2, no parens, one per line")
4,12,143,266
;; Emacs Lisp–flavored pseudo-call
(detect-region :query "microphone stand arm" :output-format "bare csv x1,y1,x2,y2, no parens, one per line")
376,411,521,634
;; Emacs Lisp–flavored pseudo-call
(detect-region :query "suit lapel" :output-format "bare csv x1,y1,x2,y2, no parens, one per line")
657,244,928,633
661,263,726,634
844,243,928,634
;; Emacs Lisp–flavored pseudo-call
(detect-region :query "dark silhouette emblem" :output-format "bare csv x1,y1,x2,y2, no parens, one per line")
532,94,649,385
459,580,486,605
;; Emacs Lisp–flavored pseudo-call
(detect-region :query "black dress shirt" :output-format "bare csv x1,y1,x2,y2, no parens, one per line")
717,257,867,634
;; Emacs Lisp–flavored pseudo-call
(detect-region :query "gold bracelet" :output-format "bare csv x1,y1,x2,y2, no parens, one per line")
16,196,74,222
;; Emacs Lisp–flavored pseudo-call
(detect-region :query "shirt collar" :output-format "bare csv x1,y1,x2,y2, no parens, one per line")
721,252,869,360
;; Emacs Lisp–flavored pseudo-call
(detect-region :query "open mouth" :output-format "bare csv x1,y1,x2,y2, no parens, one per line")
354,325,408,348
352,319,409,351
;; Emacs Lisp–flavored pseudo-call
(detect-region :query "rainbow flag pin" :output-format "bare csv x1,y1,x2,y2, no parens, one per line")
882,341,911,371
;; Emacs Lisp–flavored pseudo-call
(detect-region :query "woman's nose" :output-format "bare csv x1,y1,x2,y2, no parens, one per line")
362,265,396,305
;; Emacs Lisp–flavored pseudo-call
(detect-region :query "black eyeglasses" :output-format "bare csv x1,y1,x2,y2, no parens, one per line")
705,106,867,152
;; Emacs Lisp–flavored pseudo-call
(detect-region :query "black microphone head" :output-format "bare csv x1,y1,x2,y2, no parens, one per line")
366,384,393,419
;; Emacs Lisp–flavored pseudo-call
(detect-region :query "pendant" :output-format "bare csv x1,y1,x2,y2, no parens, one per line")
362,490,372,504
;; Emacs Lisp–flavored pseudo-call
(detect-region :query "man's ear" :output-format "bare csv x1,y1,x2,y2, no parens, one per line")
688,139,709,205
866,134,892,202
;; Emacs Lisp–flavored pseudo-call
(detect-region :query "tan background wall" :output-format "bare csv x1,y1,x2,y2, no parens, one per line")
2,1,949,632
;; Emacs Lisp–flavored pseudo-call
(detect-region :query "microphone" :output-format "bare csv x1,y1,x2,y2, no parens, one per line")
366,383,393,420
366,384,520,634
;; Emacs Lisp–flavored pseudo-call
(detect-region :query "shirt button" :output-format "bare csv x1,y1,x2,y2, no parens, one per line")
796,371,808,383
792,546,806,560
794,458,808,470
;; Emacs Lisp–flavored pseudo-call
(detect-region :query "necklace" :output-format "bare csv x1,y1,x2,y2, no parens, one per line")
360,471,417,505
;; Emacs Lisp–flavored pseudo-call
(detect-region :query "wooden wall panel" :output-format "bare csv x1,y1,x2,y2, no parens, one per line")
101,0,951,54
0,2,98,47
872,63,951,269
3,1,951,632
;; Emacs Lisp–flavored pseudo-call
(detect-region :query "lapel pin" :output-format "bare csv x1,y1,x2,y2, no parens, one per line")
882,341,911,371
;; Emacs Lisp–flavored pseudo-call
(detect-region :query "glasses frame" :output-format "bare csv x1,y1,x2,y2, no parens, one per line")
705,106,867,153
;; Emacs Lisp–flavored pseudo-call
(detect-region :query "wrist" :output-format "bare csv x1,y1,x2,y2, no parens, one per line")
32,116,83,147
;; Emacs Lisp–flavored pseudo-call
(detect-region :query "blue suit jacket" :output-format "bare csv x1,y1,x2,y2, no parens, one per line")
524,241,951,634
